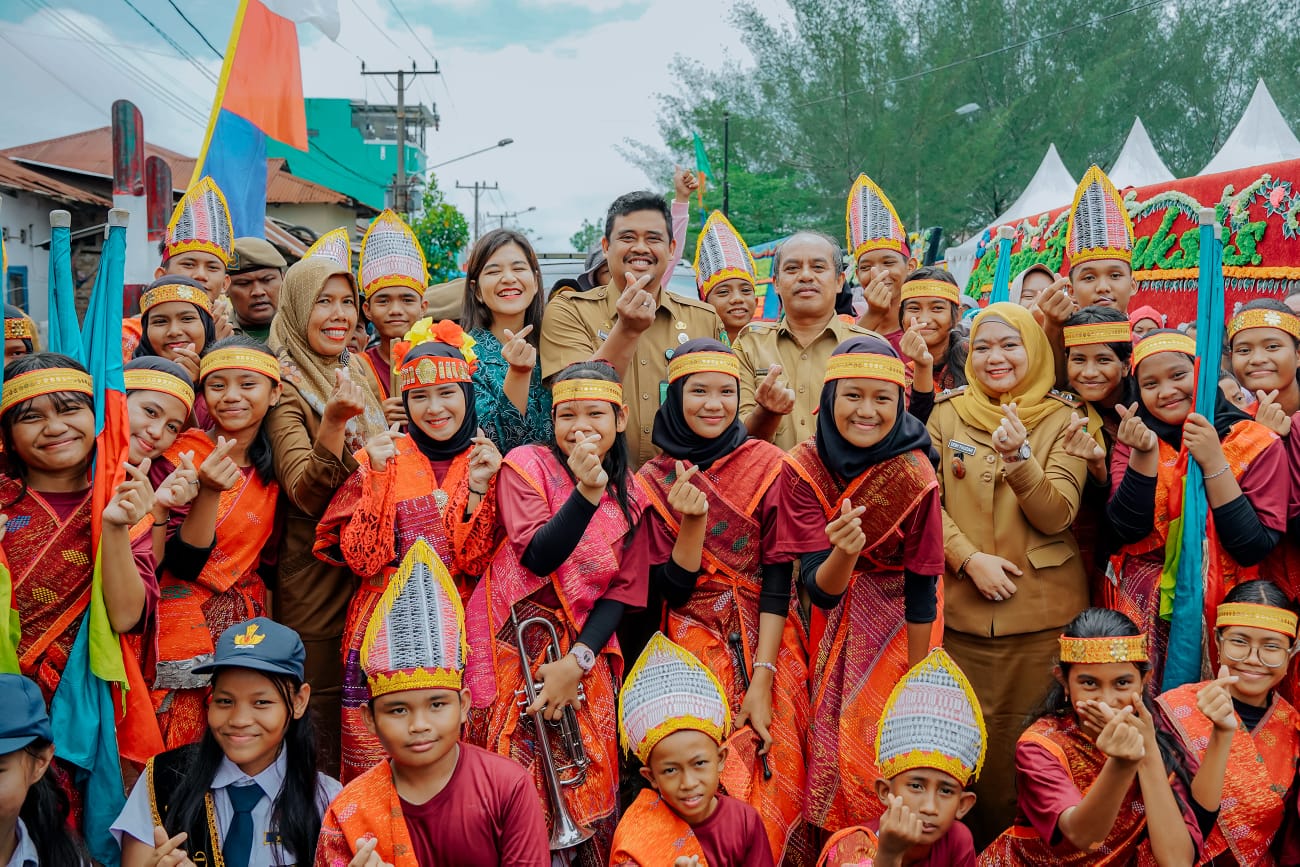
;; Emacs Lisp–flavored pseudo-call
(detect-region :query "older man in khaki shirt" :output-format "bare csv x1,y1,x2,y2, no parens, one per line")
735,231,877,451
540,191,722,467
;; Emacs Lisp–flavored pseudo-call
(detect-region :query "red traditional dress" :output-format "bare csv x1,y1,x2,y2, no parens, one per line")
1157,682,1299,866
464,444,647,864
979,713,1203,865
315,435,497,781
636,440,809,865
150,429,279,747
1105,422,1285,685
784,440,945,834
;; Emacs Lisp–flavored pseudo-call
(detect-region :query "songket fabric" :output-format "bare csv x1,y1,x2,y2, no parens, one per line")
314,435,496,781
786,440,944,833
151,430,278,748
636,440,810,864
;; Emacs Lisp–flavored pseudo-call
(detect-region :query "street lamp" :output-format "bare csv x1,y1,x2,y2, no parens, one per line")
955,102,982,117
429,138,514,170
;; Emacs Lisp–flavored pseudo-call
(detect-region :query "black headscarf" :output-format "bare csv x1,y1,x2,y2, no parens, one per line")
1133,331,1252,450
400,342,478,462
133,275,217,359
815,336,934,481
651,338,748,471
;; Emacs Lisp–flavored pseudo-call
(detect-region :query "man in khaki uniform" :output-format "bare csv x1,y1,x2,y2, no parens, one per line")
540,190,723,467
735,230,877,451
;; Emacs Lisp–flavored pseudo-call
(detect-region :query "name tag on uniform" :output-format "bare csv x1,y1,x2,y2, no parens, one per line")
263,831,282,845
947,440,977,456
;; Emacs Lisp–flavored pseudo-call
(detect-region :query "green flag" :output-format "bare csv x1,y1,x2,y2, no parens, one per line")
693,133,716,182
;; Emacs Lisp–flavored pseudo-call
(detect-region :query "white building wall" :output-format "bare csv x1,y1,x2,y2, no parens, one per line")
0,189,52,344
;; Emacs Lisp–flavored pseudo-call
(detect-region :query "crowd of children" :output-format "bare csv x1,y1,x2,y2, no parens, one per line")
5,156,1300,867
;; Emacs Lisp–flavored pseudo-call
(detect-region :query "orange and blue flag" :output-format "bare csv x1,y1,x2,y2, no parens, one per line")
192,0,309,237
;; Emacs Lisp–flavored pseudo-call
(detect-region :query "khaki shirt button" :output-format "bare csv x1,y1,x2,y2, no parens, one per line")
640,358,648,365
800,419,806,426
800,353,809,360
642,427,650,434
985,454,995,464
642,393,650,400
982,472,993,482
798,386,806,393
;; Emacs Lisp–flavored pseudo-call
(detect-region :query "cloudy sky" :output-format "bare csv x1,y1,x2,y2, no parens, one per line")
0,0,787,250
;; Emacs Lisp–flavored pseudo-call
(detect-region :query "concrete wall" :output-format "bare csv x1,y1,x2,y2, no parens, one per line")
267,202,362,238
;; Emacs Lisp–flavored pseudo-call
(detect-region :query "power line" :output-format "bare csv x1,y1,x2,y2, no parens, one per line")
119,0,217,83
793,0,1167,109
351,0,403,51
165,0,222,58
0,30,104,116
385,0,439,66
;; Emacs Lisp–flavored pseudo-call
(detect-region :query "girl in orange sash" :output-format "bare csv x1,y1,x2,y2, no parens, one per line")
148,337,284,748
315,325,502,781
1156,580,1300,866
784,336,943,837
464,361,648,866
635,338,810,864
1,353,159,832
980,608,1202,865
1106,330,1287,686
1226,299,1300,600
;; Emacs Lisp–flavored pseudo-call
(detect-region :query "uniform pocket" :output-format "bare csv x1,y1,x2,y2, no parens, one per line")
1026,539,1075,570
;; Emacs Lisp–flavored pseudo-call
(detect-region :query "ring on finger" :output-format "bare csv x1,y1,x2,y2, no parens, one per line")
991,593,1002,601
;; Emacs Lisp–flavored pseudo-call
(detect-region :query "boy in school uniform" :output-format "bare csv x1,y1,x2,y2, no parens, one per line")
315,540,549,867
817,649,986,867
610,633,772,867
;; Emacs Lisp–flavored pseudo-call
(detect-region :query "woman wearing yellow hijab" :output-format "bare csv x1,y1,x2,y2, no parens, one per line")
925,301,1090,847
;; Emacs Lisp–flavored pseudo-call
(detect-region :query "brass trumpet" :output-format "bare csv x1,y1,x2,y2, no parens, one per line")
512,607,594,851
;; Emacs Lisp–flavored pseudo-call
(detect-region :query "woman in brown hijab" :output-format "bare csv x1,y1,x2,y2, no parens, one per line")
265,256,387,770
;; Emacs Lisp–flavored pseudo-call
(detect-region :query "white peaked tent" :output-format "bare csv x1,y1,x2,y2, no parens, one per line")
946,144,1077,289
1109,117,1175,187
1201,80,1300,175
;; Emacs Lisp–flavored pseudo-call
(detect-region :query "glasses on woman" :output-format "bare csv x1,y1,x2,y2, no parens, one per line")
1218,634,1293,669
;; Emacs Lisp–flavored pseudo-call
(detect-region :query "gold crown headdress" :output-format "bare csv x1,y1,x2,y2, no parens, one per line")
359,209,429,297
846,173,908,262
693,211,757,299
361,539,468,698
1064,165,1133,269
876,648,987,784
618,632,730,764
165,177,234,265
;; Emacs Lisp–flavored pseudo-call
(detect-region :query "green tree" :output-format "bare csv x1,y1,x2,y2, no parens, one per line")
570,218,602,253
631,0,1300,251
410,182,470,283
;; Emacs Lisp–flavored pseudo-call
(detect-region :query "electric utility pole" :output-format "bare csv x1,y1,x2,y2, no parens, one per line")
361,61,439,217
456,181,499,241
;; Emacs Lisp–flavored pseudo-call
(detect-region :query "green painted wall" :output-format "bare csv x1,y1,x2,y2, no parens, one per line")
267,98,427,211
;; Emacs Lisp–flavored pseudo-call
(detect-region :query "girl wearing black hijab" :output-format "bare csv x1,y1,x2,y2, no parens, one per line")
1106,329,1287,687
780,335,944,836
635,337,812,864
314,327,502,781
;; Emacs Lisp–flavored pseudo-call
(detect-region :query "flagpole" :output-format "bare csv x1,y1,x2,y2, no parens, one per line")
723,112,731,218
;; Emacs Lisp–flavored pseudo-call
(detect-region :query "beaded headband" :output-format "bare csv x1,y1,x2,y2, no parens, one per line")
140,282,213,315
618,633,731,764
199,347,282,383
0,369,93,415
900,279,960,306
4,317,35,341
1058,634,1148,664
399,355,473,391
824,353,906,387
1132,333,1196,368
1063,321,1133,347
124,369,195,412
1216,602,1299,638
552,379,623,406
667,351,740,383
1228,308,1300,341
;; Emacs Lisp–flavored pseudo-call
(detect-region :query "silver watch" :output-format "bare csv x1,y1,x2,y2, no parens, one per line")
1003,442,1032,463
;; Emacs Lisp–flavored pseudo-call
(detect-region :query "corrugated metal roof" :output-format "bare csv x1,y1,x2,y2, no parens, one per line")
0,155,112,206
2,128,351,206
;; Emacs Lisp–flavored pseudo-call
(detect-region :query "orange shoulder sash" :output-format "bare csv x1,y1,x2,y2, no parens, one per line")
610,789,708,867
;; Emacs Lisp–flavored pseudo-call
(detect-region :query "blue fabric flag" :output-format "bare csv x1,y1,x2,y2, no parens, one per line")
46,216,83,362
203,110,267,238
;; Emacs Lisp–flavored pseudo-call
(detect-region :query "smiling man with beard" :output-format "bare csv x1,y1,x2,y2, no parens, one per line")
540,190,724,468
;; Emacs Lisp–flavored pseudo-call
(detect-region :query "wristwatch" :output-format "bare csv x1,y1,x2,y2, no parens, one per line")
1002,442,1032,464
569,643,596,674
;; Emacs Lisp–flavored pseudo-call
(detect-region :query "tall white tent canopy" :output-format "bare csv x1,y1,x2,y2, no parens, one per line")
1109,117,1175,187
946,144,1076,290
1201,80,1300,175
